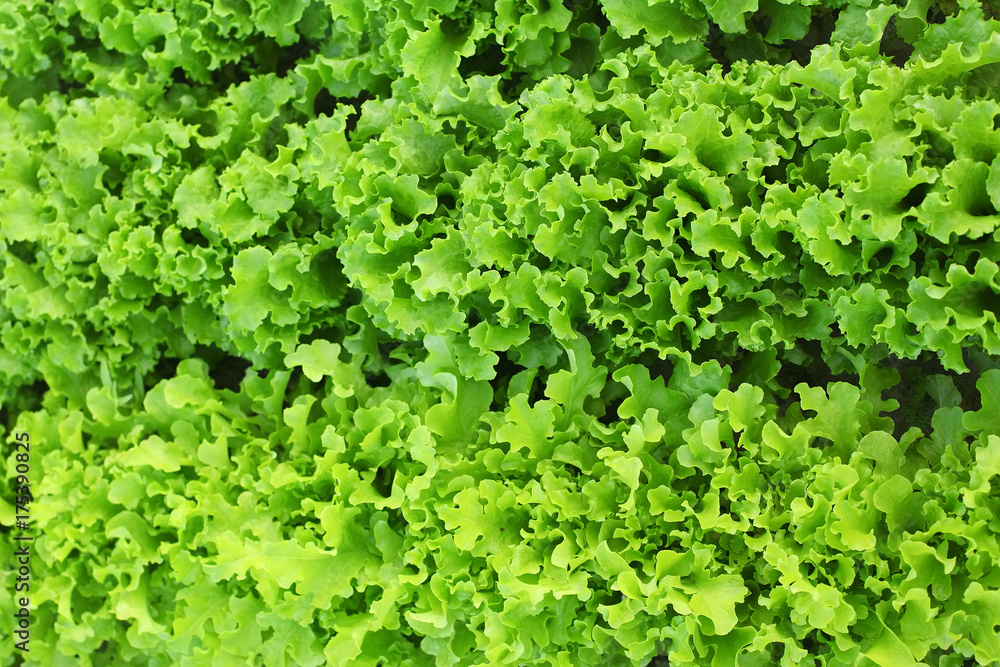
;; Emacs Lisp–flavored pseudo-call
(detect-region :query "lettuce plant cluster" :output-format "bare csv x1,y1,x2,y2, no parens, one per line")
1,0,1000,665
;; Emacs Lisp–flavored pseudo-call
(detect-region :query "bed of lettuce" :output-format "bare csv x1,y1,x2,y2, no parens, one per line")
1,0,1000,665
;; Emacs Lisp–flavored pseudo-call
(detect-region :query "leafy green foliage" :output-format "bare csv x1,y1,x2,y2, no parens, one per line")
1,0,1000,665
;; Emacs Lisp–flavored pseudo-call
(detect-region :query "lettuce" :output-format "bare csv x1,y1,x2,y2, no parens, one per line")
3,0,1000,665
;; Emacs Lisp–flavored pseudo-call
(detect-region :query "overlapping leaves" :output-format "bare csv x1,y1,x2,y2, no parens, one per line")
1,0,1000,665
